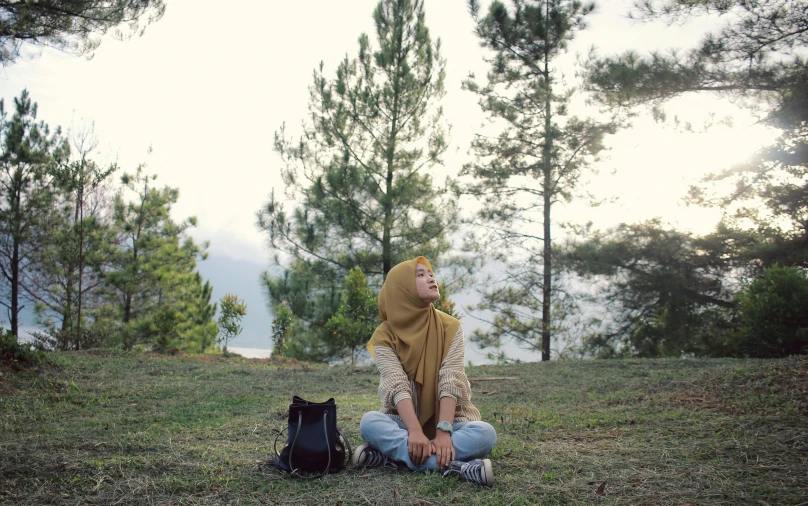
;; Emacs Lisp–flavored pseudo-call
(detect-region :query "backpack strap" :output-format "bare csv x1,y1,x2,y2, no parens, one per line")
288,410,332,479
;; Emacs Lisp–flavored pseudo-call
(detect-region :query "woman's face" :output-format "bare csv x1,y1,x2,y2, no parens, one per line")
415,263,440,303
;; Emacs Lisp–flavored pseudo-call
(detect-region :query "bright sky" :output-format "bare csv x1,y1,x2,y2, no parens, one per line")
1,0,779,357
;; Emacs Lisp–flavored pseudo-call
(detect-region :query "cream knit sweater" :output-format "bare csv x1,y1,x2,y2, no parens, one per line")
373,324,481,423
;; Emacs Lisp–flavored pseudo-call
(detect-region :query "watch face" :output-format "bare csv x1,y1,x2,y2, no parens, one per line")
437,421,452,433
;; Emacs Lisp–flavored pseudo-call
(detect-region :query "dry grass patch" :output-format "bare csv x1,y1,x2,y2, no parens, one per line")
669,355,808,417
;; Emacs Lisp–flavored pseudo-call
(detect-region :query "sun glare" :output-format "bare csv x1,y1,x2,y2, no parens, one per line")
565,97,781,236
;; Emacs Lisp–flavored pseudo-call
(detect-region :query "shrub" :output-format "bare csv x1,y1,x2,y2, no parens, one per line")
271,301,296,359
326,267,377,366
217,293,247,355
0,328,47,368
732,266,808,358
152,305,181,353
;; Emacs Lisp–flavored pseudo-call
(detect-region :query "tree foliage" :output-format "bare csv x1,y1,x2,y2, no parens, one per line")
260,259,342,362
584,0,807,113
187,274,217,353
270,300,297,360
0,90,68,337
0,91,215,354
326,267,377,367
217,292,246,354
433,282,461,319
28,123,116,350
584,1,807,268
463,0,615,360
565,220,738,357
0,0,166,66
261,0,452,278
687,123,808,271
103,167,206,350
577,0,808,358
733,265,808,358
258,0,455,359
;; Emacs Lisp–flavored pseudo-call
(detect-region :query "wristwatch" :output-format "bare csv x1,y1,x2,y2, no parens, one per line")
436,421,453,435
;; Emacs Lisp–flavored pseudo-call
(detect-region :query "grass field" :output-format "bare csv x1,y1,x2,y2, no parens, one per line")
1,351,806,505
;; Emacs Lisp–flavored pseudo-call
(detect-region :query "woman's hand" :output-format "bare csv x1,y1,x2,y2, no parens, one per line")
407,430,432,465
431,431,455,469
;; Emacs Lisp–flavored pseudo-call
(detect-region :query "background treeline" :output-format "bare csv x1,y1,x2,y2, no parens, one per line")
0,90,218,353
2,0,806,363
263,0,808,363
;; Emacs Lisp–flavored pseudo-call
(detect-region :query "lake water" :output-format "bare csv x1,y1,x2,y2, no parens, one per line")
228,347,272,358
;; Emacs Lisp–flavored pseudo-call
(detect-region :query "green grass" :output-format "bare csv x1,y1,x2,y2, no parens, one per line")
1,351,806,505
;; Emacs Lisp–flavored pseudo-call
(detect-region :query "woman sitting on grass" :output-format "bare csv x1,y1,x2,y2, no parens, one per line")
352,257,497,486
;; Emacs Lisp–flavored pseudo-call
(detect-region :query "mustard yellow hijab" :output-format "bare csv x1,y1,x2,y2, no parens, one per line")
367,257,461,438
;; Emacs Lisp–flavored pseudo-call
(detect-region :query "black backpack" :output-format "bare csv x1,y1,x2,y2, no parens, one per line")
273,395,352,478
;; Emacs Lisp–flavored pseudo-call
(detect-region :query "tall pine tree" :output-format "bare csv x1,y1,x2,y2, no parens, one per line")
0,90,68,338
258,0,455,354
103,167,206,350
463,0,614,360
28,125,116,350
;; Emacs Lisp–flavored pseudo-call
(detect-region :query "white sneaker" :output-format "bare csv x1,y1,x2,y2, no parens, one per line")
351,444,394,468
444,459,494,487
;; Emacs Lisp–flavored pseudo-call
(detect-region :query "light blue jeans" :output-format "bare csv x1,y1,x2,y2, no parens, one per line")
359,411,497,471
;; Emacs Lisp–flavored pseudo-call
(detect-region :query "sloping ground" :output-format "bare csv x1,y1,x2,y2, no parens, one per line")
1,351,806,505
670,355,808,417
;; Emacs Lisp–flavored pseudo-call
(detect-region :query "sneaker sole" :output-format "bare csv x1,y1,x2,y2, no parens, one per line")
351,444,368,467
482,459,494,487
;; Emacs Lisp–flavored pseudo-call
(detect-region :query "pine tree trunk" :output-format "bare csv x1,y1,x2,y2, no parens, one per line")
542,170,552,362
123,294,132,324
62,269,73,350
540,0,553,362
11,240,19,338
382,4,404,279
76,187,84,351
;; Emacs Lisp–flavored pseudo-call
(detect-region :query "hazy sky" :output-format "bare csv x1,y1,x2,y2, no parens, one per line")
0,0,778,358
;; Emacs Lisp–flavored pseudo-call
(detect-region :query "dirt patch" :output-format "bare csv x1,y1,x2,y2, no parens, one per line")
670,356,808,417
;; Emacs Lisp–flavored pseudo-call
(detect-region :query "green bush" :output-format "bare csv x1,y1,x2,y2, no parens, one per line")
271,301,296,359
0,328,47,367
733,266,808,358
326,267,377,367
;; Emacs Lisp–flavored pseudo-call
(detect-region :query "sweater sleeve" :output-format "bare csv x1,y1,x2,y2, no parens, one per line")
438,324,471,405
374,346,413,409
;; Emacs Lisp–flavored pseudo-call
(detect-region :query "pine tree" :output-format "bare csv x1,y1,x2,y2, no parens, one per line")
463,0,615,360
28,124,116,350
271,300,297,360
185,274,218,353
564,219,737,357
28,198,116,350
260,259,343,361
103,166,203,349
0,90,69,338
258,0,455,355
0,0,166,66
217,293,246,355
583,0,808,307
326,267,378,367
584,0,806,114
